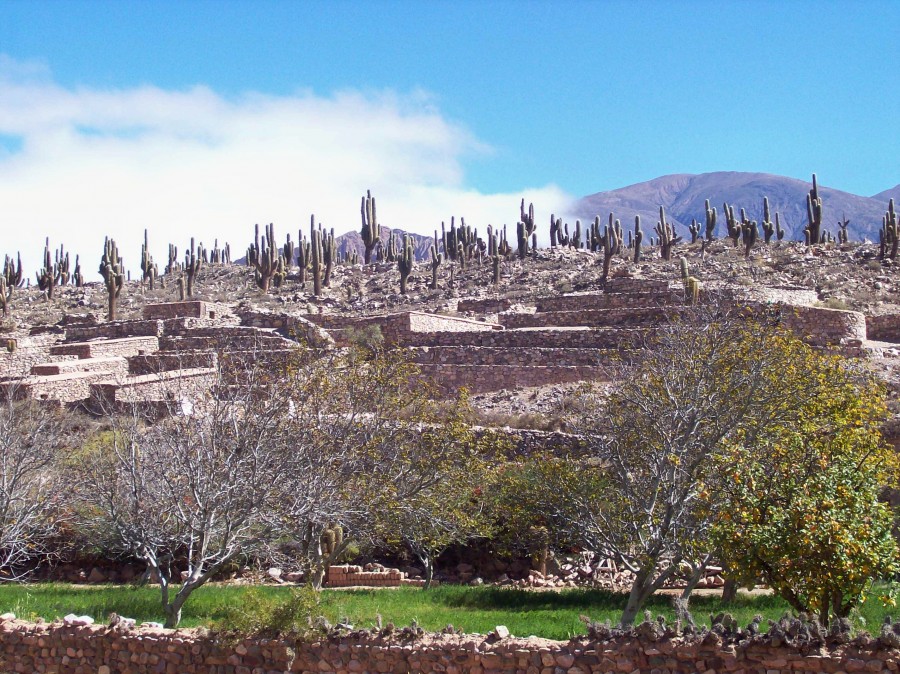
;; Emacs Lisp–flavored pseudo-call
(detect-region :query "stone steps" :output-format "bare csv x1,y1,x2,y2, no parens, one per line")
158,333,292,352
127,351,218,375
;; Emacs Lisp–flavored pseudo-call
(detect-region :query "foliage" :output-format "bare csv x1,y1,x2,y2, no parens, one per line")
712,352,899,624
563,304,858,626
211,584,324,642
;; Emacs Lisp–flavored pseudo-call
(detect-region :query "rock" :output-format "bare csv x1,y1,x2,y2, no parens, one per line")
267,567,283,581
63,614,95,626
285,571,304,583
469,577,484,586
140,622,164,629
492,625,511,640
0,612,15,621
87,567,106,583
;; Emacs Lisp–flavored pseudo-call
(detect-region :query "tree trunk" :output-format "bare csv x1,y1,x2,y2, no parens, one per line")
108,289,116,321
421,554,434,590
621,569,654,627
721,578,738,603
680,564,706,602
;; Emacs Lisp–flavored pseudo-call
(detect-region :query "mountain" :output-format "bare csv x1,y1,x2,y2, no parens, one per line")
571,172,895,242
872,184,900,203
335,226,434,263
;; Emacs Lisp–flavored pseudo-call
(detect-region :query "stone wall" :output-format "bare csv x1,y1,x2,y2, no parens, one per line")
500,307,678,330
305,311,497,346
419,364,609,394
2,617,897,674
534,291,686,312
0,334,62,379
65,320,164,342
867,313,900,343
745,303,868,348
51,337,160,360
142,300,228,321
406,327,648,350
409,346,620,368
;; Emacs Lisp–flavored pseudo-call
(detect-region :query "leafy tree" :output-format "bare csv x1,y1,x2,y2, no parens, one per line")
712,352,898,625
563,305,851,626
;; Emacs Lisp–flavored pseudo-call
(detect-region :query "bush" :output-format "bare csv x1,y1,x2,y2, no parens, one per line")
211,584,325,641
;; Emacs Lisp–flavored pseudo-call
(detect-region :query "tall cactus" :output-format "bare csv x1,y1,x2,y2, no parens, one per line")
429,243,442,290
297,225,311,287
881,199,899,260
166,243,181,275
654,206,680,260
679,256,701,305
761,197,775,244
398,234,414,295
141,229,158,290
601,214,623,282
633,215,643,263
185,237,202,298
252,223,281,293
310,220,323,297
99,237,124,321
36,238,57,299
688,219,700,244
805,173,823,245
704,200,717,241
3,253,22,296
322,227,335,287
73,255,84,287
360,190,378,264
837,215,850,244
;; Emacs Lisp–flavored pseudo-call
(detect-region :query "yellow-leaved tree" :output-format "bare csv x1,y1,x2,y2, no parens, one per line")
712,346,898,626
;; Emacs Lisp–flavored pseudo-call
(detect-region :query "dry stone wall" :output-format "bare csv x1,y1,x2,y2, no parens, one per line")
867,314,900,343
2,618,898,674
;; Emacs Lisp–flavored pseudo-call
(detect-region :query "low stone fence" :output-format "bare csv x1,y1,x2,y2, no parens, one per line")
143,300,229,321
51,336,160,360
500,307,678,330
407,327,649,349
408,345,621,367
0,333,61,379
65,320,164,342
305,311,497,346
326,564,424,588
534,290,686,313
2,617,898,674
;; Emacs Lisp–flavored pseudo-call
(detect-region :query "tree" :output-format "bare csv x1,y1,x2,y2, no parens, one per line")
74,343,455,626
712,353,898,625
0,393,72,578
564,305,843,626
374,398,499,588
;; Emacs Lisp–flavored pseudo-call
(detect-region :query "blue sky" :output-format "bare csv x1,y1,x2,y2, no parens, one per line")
0,0,898,273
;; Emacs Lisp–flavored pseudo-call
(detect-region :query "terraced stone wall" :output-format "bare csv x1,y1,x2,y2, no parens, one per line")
1,618,896,674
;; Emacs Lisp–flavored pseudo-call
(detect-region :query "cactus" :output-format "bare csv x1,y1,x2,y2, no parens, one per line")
837,215,850,244
805,173,823,246
654,206,680,260
775,213,785,241
688,219,700,244
73,255,83,287
55,245,70,286
141,229,158,290
282,233,295,270
184,237,202,298
572,219,582,249
176,276,185,301
311,223,323,297
704,200,717,241
723,202,740,246
881,199,899,260
633,216,643,263
0,276,8,317
741,219,758,257
429,243,442,290
679,256,701,305
297,227,311,286
99,237,124,321
321,227,335,287
166,243,181,275
36,238,58,299
252,223,282,293
361,190,378,264
398,234,414,295
761,197,775,244
550,214,562,248
2,253,23,314
601,213,623,282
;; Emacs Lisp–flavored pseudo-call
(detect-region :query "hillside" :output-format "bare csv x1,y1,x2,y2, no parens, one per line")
571,172,894,242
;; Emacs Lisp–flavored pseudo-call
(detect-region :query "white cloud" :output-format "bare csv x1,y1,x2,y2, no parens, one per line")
0,56,572,279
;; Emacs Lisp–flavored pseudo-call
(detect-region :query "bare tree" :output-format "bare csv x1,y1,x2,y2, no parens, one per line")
74,342,453,626
0,392,72,578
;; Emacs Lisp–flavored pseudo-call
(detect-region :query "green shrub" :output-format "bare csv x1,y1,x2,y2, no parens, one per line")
211,584,325,642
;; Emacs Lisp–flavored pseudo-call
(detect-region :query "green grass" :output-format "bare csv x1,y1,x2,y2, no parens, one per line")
0,583,892,640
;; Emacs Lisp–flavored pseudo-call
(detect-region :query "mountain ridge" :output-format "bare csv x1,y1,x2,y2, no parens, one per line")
570,172,896,243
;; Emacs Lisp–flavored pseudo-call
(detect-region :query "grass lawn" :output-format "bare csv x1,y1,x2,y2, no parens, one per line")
0,584,891,640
